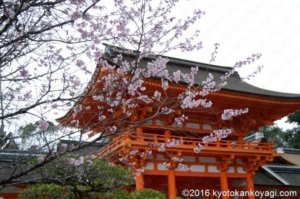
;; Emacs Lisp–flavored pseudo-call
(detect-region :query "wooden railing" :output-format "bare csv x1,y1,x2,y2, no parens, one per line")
97,132,273,158
96,135,126,158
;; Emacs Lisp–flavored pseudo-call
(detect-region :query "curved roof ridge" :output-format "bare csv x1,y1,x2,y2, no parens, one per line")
103,43,235,73
103,43,300,99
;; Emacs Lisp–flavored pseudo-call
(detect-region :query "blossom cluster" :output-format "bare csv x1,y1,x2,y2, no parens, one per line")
193,143,204,153
68,156,84,167
38,120,49,131
178,163,190,171
213,129,233,139
166,138,181,147
200,73,216,96
202,128,232,143
221,108,249,120
174,115,188,127
146,57,169,78
220,53,262,82
171,156,183,163
147,138,181,153
134,168,145,176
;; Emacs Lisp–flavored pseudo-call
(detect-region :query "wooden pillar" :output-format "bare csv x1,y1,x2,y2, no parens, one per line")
217,156,233,199
246,172,255,199
220,172,229,199
135,174,144,190
164,130,171,139
137,127,144,141
168,170,176,199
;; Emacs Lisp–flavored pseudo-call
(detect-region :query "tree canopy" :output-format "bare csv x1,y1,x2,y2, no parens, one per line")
260,110,300,149
20,157,133,198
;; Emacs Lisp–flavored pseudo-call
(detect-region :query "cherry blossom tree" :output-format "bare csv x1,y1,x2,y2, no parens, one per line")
0,0,261,188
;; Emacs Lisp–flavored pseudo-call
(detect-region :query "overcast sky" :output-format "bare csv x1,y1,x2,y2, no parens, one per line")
167,0,300,94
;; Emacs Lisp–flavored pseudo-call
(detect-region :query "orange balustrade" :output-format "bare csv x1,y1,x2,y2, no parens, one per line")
97,132,273,158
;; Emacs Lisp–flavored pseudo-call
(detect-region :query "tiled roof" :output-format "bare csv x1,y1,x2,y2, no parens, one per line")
104,44,300,99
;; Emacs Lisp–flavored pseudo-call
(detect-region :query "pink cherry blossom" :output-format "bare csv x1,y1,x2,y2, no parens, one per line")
221,108,249,120
194,143,204,153
166,138,180,147
213,128,232,139
153,91,161,101
174,115,188,127
161,79,169,91
158,143,166,152
146,57,169,78
162,162,171,169
38,120,49,131
178,163,190,171
172,70,181,83
129,149,139,155
20,68,29,77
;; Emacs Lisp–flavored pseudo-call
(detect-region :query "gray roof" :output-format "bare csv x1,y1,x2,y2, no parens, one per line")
254,166,300,186
267,166,300,186
282,148,300,154
254,150,300,187
0,149,45,162
103,44,300,99
254,170,283,186
0,140,105,184
56,139,107,155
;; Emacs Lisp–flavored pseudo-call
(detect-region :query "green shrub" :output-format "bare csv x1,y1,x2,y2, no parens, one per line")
130,188,166,199
19,183,75,199
105,189,131,199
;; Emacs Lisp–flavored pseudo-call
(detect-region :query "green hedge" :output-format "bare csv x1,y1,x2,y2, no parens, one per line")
19,184,75,199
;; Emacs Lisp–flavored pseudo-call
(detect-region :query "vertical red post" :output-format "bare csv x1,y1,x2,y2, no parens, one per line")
168,170,176,199
164,130,171,140
137,127,144,141
246,172,255,199
135,174,144,190
220,172,229,199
